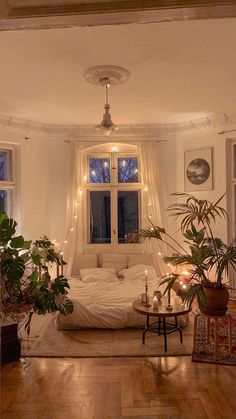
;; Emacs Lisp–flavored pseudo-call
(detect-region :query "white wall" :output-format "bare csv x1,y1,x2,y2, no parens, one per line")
175,127,229,243
0,128,70,246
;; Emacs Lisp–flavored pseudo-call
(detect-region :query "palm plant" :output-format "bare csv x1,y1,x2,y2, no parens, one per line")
0,212,73,333
139,193,236,309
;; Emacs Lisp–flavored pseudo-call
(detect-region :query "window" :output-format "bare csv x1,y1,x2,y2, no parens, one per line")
84,148,142,249
0,147,16,216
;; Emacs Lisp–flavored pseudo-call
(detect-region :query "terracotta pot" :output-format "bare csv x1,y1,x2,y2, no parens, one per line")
202,286,229,316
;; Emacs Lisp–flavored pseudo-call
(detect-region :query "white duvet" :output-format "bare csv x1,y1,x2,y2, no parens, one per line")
56,277,167,330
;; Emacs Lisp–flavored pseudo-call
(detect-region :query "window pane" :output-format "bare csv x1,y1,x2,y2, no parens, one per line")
0,190,10,213
89,158,110,183
89,191,111,244
118,191,139,244
118,157,139,183
0,150,12,181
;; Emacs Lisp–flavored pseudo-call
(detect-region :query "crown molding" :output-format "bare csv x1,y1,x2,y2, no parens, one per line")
0,113,235,139
1,1,236,31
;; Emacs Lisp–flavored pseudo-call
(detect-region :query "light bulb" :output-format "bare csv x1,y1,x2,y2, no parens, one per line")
122,160,126,166
144,186,148,192
70,227,74,231
91,170,96,176
104,161,108,167
112,146,117,152
83,175,87,181
64,240,68,244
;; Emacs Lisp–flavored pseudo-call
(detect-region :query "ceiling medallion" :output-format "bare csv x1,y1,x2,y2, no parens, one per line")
83,65,131,135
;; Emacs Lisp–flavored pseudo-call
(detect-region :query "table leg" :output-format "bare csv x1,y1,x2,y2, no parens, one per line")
163,317,167,352
142,315,149,344
158,317,161,335
175,316,183,343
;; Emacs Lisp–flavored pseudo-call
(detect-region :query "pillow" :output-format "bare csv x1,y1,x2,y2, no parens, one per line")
128,254,153,268
71,253,97,277
80,268,118,283
100,253,128,272
119,264,157,281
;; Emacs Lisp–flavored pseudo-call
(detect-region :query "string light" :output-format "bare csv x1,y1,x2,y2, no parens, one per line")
70,227,74,231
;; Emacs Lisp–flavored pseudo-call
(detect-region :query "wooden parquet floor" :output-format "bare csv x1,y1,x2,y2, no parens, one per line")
2,301,236,419
1,355,236,419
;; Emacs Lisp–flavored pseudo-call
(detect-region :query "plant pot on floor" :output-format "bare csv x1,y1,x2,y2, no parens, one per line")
1,318,21,364
201,286,230,317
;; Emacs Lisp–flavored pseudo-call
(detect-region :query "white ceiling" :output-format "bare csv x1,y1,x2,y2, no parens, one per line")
0,18,236,126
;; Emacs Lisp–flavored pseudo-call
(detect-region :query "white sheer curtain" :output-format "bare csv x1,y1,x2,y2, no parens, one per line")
63,142,83,275
140,140,169,276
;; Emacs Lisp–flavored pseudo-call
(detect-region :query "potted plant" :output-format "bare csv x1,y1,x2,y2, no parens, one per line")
139,193,236,316
0,212,73,363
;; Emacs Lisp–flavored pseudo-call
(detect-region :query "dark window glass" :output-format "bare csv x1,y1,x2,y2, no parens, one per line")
89,191,111,244
0,190,8,212
118,191,139,244
89,158,110,183
118,157,139,183
0,151,12,181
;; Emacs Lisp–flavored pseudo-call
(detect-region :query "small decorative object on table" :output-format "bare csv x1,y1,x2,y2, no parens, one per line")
152,295,159,310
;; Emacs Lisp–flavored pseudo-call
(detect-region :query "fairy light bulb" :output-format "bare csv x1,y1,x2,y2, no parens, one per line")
74,214,77,219
83,175,87,181
182,284,187,289
104,161,108,167
158,251,162,256
112,146,117,152
144,186,148,192
148,202,151,206
70,227,74,231
122,160,126,166
64,240,68,244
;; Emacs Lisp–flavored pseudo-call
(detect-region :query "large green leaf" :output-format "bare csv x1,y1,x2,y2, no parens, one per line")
10,235,25,249
0,217,17,244
1,257,25,281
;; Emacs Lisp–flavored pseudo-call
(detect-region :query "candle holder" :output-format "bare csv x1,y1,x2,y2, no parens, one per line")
142,283,151,307
166,289,173,311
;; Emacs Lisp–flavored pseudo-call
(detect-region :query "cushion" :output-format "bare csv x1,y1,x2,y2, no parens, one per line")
80,268,118,283
119,264,157,281
100,253,128,272
72,253,98,276
128,254,153,268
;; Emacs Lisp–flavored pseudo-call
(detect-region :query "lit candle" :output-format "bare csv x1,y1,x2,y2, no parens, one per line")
153,296,159,310
145,269,148,285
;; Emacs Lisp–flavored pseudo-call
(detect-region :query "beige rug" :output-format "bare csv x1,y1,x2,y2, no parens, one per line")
20,314,194,358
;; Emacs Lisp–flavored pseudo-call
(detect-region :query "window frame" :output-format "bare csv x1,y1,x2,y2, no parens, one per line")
83,149,143,253
0,144,18,218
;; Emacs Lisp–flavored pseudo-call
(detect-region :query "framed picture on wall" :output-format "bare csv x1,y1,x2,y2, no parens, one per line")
184,148,213,192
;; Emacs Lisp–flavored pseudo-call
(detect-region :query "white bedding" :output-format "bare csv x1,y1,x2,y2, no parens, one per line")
56,276,167,330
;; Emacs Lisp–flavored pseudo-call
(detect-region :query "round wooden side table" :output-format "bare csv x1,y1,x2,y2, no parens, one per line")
132,299,190,352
